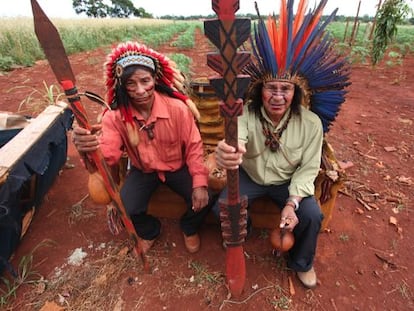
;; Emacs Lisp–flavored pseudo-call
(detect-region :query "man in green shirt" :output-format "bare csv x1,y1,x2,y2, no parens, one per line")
212,0,350,289
214,80,323,289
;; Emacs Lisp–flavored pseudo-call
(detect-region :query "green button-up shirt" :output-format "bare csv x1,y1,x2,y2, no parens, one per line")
238,105,323,197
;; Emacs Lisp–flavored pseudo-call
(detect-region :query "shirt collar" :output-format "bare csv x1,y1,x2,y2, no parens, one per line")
260,106,292,129
130,91,169,123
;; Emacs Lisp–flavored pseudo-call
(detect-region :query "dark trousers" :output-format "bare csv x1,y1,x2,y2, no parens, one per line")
212,168,323,272
120,166,212,240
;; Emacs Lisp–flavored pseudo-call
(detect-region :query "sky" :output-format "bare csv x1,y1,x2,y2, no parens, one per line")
1,0,414,18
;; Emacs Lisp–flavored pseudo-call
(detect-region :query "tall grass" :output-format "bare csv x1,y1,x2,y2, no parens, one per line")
0,17,197,71
0,18,43,69
1,17,413,71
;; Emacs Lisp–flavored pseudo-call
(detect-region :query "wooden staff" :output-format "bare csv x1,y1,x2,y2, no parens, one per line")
204,0,251,297
30,0,149,271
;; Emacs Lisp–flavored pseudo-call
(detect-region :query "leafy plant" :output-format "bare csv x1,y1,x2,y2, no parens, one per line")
0,240,53,307
371,0,412,65
0,56,14,71
6,81,64,114
385,50,403,66
350,45,371,64
168,53,192,76
170,23,198,49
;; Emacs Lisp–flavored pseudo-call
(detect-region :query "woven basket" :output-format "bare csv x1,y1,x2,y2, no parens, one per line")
189,78,224,154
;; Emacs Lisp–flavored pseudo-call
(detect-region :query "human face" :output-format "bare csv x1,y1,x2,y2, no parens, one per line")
262,81,295,123
125,67,156,111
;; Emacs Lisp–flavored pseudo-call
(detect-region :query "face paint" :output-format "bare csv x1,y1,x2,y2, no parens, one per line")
125,68,156,111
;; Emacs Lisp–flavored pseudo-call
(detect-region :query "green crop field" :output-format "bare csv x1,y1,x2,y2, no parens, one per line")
1,17,413,72
0,18,201,72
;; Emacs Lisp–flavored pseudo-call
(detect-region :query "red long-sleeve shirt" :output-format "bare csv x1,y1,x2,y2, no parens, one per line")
98,91,208,189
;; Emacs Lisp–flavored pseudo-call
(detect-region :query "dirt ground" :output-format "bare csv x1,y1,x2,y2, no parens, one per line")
1,28,414,311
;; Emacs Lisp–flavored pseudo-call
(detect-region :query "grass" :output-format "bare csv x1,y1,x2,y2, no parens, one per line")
267,285,292,309
15,240,137,311
259,228,269,240
170,23,200,49
0,255,38,307
387,280,413,301
1,17,413,72
397,281,412,300
188,260,223,285
396,203,406,212
6,81,64,115
68,194,96,225
168,53,192,76
339,233,349,242
0,239,54,308
0,17,200,71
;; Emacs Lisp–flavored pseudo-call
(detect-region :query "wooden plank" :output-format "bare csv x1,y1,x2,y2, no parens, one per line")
147,185,280,229
147,182,341,230
0,102,68,182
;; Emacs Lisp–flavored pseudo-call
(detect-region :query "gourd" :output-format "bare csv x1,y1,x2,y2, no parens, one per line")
88,172,111,204
270,228,295,252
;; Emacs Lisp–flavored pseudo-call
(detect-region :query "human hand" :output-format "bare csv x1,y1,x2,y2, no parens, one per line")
279,204,299,231
215,140,246,170
71,124,101,152
191,186,209,212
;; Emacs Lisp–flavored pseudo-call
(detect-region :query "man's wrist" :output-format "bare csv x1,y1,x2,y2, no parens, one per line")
286,197,300,211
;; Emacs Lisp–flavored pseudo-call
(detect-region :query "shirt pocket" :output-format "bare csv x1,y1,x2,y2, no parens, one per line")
157,140,182,163
272,145,302,175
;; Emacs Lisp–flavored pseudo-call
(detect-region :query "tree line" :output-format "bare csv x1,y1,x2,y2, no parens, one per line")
72,0,153,18
72,0,413,26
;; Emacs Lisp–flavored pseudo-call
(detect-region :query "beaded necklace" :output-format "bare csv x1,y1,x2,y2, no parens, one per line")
259,109,292,152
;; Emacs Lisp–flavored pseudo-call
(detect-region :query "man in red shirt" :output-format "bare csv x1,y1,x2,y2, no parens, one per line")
72,42,210,254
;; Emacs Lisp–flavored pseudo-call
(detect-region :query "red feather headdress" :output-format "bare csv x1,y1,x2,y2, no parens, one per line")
104,41,200,120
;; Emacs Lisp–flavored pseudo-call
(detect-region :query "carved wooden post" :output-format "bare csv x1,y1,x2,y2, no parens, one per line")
204,0,251,297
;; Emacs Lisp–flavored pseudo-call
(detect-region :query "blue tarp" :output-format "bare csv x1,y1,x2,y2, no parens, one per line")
0,108,73,275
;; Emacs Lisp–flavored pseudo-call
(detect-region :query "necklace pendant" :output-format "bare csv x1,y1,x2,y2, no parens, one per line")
269,141,279,152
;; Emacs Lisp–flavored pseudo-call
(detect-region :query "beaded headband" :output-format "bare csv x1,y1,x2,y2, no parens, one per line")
115,54,156,78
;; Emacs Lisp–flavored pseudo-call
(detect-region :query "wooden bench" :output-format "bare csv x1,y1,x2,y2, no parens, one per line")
145,140,344,232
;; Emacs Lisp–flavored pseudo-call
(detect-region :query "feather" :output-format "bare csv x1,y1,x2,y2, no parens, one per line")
279,0,288,72
285,0,295,73
83,91,111,111
247,0,351,132
267,16,279,66
293,0,308,36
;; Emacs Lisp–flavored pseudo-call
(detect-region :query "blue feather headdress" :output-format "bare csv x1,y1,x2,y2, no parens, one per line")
244,0,351,132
